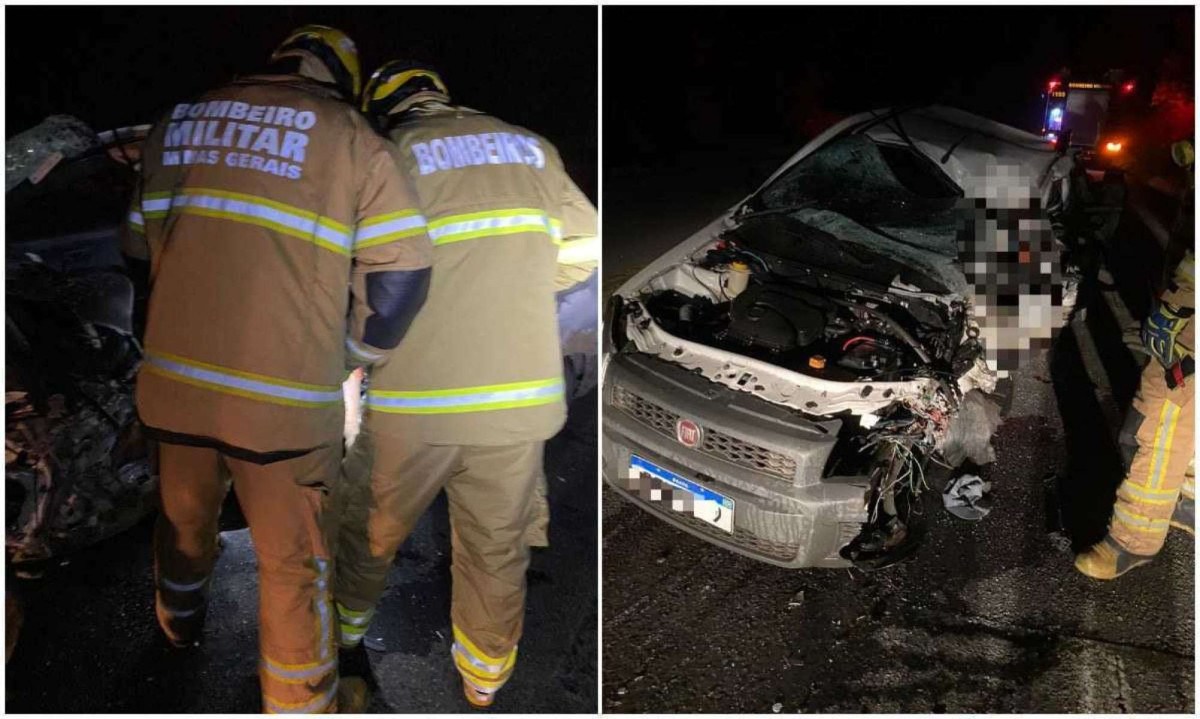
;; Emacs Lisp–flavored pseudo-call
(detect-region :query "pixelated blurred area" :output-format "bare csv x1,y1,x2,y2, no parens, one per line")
958,163,1068,372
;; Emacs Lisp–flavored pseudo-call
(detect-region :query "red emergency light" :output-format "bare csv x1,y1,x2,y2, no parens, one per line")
1121,81,1136,94
1047,79,1061,92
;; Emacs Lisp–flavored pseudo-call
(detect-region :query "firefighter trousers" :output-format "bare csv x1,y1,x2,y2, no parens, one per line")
333,423,543,699
1110,361,1196,555
154,442,341,713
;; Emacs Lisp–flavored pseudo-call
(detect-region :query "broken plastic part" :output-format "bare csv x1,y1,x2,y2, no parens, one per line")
624,303,943,416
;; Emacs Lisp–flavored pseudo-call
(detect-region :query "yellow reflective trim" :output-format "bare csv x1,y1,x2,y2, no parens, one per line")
263,684,337,713
143,191,172,201
1157,402,1181,489
262,663,336,685
171,205,348,256
264,674,330,687
148,350,338,392
354,227,426,250
1117,485,1178,506
371,394,562,415
451,624,513,667
1113,506,1170,532
557,235,601,264
427,208,546,229
142,364,335,409
358,209,423,228
335,602,372,619
179,188,349,233
454,655,507,688
371,377,560,399
432,223,544,246
1145,402,1173,489
426,208,561,246
1150,402,1181,490
263,655,331,672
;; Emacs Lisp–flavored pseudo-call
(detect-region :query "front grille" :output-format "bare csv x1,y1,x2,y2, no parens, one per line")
612,385,797,481
612,384,679,435
635,491,801,562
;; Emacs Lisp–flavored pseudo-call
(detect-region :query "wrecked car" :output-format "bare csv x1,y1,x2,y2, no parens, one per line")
6,116,155,570
603,106,1102,569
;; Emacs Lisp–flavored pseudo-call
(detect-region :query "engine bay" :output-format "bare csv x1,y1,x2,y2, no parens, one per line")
640,240,977,385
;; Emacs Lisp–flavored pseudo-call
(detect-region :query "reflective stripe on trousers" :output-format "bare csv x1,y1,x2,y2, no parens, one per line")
427,208,562,246
451,624,518,695
157,573,211,619
366,377,564,415
144,350,343,409
262,556,337,713
263,679,338,714
335,601,374,647
155,443,339,713
1110,362,1194,555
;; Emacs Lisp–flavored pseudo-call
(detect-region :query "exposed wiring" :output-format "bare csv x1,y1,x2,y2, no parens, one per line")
841,335,876,352
734,248,772,273
688,264,727,301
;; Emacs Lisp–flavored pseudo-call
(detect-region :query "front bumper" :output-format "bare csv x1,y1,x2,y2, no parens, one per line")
602,352,870,568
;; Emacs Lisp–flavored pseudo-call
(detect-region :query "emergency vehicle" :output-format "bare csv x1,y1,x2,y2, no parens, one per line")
1040,70,1139,167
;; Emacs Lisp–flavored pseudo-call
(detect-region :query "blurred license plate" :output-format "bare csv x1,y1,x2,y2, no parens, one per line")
627,454,734,533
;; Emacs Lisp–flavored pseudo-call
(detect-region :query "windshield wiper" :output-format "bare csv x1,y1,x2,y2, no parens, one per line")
940,131,974,164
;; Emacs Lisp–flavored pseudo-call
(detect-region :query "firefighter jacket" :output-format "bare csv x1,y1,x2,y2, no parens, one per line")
121,74,433,456
366,103,599,444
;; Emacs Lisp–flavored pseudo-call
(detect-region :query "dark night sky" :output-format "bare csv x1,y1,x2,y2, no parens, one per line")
606,5,1194,161
6,5,597,198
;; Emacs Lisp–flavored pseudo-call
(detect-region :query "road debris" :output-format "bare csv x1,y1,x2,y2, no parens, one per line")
942,473,993,521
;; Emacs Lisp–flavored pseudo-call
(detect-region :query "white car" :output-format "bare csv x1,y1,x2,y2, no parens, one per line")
602,106,1097,569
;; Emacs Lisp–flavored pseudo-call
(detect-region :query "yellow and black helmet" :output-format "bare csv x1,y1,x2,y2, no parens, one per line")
271,25,361,99
361,59,450,118
1171,139,1194,169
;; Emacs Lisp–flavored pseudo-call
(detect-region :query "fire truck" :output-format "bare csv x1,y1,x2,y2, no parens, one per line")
1040,69,1139,165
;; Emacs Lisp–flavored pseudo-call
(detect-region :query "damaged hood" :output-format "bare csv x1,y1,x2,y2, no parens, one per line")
613,106,1071,302
754,105,1069,207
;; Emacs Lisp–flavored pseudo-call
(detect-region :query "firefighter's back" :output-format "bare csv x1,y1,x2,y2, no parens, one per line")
130,75,376,455
371,108,572,444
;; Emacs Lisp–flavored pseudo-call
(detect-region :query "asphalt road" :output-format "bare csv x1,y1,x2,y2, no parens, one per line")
601,139,1195,713
6,391,597,713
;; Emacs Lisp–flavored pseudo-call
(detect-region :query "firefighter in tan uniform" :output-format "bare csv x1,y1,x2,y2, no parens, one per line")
1076,140,1195,579
121,28,433,713
333,61,598,708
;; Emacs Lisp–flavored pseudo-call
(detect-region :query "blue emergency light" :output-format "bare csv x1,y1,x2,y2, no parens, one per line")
1048,106,1064,132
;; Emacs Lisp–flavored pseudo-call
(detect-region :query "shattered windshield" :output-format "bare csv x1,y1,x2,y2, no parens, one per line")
752,134,963,256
